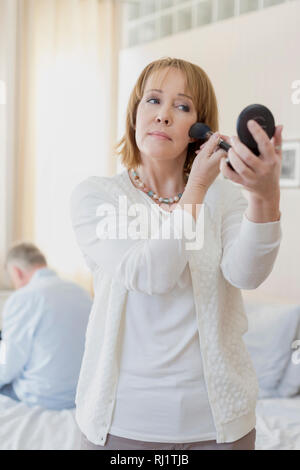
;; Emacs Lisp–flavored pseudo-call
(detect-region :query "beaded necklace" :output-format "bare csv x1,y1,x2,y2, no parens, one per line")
131,168,189,206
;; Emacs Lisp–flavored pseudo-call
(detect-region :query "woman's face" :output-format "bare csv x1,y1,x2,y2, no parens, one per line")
135,67,198,165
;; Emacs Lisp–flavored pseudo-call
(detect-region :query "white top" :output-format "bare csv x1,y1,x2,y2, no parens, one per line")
70,169,282,446
109,232,216,442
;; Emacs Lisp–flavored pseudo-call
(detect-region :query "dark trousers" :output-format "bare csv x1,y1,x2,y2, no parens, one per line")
80,428,256,450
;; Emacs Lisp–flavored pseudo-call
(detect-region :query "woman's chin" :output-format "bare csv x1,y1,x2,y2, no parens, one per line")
143,153,173,161
140,146,175,159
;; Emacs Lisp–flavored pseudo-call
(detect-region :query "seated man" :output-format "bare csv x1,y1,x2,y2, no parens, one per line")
0,242,92,410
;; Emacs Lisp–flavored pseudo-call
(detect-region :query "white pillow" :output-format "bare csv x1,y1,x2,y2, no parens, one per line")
276,321,300,397
243,302,300,398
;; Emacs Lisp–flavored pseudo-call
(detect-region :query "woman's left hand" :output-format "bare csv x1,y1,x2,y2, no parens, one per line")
219,120,283,202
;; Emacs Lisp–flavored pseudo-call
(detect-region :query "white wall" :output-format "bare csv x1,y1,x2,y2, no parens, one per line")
117,0,300,303
0,0,18,289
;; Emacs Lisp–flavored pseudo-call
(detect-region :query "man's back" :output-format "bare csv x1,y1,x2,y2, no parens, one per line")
0,268,92,409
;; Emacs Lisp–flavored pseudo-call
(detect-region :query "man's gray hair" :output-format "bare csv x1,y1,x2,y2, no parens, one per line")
5,242,47,271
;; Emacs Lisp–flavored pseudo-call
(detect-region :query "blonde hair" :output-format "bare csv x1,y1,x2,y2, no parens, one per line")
5,242,47,271
114,57,219,173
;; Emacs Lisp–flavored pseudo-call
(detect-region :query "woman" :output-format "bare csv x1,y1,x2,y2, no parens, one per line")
70,57,282,450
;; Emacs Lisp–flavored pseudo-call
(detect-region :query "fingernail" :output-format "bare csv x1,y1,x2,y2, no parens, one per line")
248,120,255,128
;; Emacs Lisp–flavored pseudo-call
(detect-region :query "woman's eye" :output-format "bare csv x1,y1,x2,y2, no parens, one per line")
146,98,190,112
178,104,190,112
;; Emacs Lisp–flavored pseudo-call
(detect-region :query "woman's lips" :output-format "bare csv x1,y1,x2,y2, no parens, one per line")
148,133,171,141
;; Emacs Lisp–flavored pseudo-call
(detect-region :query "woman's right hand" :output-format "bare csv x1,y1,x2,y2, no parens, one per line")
188,132,227,191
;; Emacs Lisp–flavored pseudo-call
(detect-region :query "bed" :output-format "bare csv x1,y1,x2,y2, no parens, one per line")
0,394,81,450
0,296,299,450
255,396,300,450
0,393,299,450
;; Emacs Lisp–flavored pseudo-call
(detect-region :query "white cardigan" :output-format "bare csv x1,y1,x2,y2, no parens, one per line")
70,169,282,446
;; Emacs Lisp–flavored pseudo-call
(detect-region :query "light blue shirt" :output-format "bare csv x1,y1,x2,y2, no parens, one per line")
0,268,92,410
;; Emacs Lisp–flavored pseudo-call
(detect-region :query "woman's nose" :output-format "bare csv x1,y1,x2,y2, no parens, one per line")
155,115,170,125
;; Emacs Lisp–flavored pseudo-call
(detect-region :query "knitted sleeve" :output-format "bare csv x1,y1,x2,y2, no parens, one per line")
220,181,282,289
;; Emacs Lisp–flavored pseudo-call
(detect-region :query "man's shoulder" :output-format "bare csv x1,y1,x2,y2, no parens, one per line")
5,280,91,315
6,285,36,301
2,287,39,317
55,278,92,301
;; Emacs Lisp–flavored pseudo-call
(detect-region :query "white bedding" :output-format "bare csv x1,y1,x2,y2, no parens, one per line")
0,394,300,450
0,395,81,450
255,396,300,450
